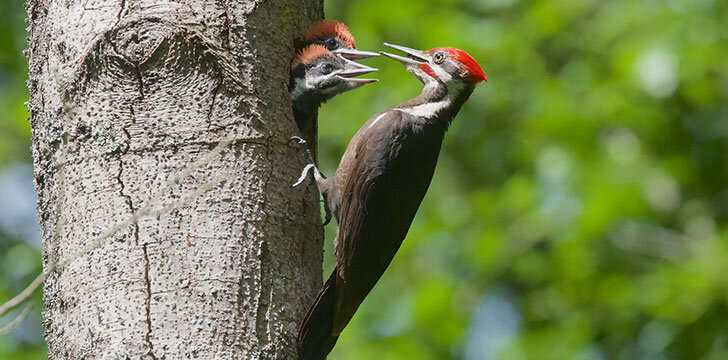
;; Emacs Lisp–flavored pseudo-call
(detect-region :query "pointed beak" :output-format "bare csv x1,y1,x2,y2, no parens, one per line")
335,57,379,85
332,48,380,60
380,42,430,65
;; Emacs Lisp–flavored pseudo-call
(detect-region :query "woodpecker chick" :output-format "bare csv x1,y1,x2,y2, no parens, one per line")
290,45,378,104
289,44,377,170
302,20,379,60
297,43,487,360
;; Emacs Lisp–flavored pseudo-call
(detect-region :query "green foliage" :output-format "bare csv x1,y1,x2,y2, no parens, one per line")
1,0,727,359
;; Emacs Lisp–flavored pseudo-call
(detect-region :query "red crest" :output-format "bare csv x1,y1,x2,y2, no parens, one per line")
305,20,356,48
428,48,488,83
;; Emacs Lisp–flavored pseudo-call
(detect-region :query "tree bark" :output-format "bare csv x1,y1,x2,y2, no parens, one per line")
26,0,323,358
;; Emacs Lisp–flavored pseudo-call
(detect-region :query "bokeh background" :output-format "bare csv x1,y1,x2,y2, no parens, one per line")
2,0,728,359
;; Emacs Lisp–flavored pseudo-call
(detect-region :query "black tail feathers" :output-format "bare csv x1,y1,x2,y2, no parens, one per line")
297,272,340,360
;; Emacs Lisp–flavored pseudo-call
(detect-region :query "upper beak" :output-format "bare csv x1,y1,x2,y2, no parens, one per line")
332,48,380,60
336,57,379,84
380,42,430,65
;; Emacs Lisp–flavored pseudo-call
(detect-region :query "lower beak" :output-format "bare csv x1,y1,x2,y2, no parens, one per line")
380,42,429,65
337,77,379,85
338,58,378,77
336,58,379,84
333,48,380,60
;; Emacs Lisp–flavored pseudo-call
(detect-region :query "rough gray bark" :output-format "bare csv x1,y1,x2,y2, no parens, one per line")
26,0,324,358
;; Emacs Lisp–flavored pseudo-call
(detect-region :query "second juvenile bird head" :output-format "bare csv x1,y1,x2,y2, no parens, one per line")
304,20,379,60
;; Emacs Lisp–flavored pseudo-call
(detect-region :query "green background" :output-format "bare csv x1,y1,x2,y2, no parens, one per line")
2,0,728,359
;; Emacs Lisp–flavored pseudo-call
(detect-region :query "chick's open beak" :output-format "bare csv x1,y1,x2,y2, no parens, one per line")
380,42,430,65
336,57,379,85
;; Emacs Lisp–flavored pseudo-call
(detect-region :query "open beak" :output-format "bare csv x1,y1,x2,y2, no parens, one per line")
380,42,430,65
335,57,379,85
333,48,380,60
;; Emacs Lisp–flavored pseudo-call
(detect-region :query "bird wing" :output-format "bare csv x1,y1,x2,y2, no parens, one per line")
331,110,444,333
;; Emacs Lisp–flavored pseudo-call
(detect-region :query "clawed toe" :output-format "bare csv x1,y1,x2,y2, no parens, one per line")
293,164,316,187
288,136,308,148
293,163,328,188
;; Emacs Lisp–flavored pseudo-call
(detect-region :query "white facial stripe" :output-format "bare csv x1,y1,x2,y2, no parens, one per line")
291,74,334,99
431,64,452,82
368,112,389,128
395,80,463,119
395,98,452,118
407,65,434,84
311,74,328,87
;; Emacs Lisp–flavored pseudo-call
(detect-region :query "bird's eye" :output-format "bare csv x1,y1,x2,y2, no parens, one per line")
433,52,446,64
325,38,339,50
321,63,335,75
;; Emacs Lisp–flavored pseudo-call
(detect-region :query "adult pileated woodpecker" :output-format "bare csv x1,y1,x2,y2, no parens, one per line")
297,43,487,360
292,21,379,164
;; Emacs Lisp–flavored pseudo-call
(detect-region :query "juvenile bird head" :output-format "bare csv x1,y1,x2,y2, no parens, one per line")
381,43,487,90
290,44,378,104
304,20,379,60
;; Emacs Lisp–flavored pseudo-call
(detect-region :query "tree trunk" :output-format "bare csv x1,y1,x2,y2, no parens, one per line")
26,0,324,358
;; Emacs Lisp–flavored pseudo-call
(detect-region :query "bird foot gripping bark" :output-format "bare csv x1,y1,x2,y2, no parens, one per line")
289,135,318,164
293,163,324,188
290,135,321,187
293,161,333,225
288,136,309,149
